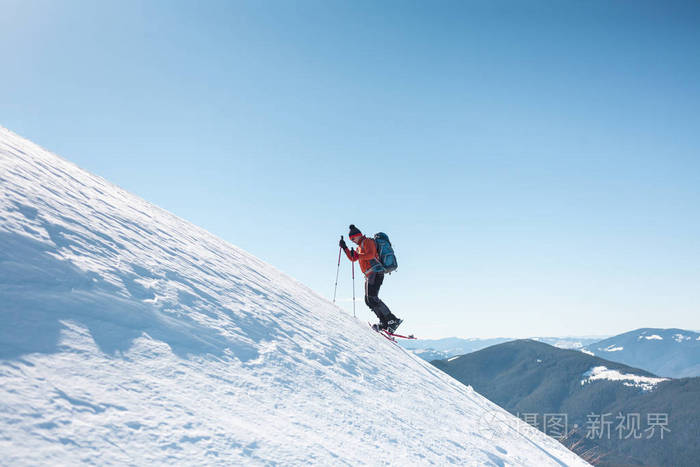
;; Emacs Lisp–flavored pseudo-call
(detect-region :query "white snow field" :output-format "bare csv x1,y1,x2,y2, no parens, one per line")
0,127,589,466
580,366,669,392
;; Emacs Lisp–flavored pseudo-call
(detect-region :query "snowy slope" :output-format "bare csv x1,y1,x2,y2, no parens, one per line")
0,127,589,466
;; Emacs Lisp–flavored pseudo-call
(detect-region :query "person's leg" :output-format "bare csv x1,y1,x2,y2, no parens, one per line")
374,273,401,326
364,272,380,321
365,273,394,325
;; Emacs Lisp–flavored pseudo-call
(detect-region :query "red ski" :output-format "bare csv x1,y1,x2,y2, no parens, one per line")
384,331,416,340
368,322,397,342
368,322,416,341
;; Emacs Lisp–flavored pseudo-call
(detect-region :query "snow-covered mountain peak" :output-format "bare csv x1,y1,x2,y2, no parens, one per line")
584,327,700,378
0,127,588,465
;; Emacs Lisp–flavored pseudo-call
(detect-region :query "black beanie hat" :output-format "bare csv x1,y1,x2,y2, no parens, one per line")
348,224,362,239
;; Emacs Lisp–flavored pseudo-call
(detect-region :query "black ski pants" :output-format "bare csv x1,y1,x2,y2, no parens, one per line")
365,272,394,324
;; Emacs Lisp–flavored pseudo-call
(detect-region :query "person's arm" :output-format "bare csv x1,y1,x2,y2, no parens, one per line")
343,247,358,261
339,237,358,261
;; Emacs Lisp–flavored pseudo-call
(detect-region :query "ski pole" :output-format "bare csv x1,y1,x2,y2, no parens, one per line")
351,249,356,318
332,236,342,303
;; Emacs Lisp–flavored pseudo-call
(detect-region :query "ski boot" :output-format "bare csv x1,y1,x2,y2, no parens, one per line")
386,318,403,334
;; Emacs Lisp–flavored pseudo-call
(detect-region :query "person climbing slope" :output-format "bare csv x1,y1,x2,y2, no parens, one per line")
339,224,402,333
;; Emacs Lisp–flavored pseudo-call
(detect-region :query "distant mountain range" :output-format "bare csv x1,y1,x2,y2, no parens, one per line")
401,335,607,361
582,328,700,378
404,327,700,379
400,337,511,361
433,339,700,466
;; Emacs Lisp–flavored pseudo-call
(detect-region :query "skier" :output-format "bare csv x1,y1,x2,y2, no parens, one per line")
339,224,402,333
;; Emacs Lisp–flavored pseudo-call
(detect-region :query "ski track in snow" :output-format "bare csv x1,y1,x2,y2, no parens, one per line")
0,127,589,466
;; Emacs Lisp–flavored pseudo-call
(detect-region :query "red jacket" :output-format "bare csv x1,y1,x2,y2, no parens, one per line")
344,236,377,275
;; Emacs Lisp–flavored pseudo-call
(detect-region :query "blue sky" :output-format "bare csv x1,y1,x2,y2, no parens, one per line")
2,0,699,338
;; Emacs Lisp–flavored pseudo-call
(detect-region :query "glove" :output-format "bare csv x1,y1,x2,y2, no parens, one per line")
339,238,347,250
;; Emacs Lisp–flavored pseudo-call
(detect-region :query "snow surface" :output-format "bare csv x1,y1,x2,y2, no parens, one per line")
602,344,623,352
550,340,582,350
579,349,595,356
580,366,669,392
0,127,589,465
672,333,691,343
639,334,663,340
